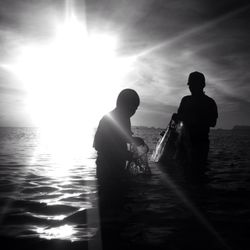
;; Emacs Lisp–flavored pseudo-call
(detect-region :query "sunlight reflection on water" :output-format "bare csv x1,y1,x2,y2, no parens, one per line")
31,128,99,241
0,127,100,241
36,224,76,241
26,127,100,241
35,224,98,242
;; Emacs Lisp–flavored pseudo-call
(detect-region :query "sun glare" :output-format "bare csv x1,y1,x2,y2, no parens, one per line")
11,17,133,129
3,15,136,164
5,16,135,129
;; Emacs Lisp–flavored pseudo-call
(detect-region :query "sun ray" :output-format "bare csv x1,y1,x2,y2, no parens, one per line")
135,4,250,58
156,163,231,250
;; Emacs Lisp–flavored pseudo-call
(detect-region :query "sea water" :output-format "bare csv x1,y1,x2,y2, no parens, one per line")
0,127,250,249
0,127,98,243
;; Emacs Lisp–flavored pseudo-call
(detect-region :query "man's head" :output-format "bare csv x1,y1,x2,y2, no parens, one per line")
187,71,205,95
116,89,140,117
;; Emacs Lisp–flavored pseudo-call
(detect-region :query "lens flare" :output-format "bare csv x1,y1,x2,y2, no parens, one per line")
2,15,136,166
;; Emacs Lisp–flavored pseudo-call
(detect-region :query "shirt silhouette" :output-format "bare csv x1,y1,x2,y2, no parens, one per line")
93,89,140,181
177,71,218,168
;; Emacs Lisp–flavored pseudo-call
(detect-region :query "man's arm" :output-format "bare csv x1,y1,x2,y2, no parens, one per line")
176,97,188,123
209,99,218,127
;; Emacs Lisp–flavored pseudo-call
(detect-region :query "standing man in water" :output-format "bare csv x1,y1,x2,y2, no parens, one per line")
93,88,140,249
93,88,140,183
176,71,218,174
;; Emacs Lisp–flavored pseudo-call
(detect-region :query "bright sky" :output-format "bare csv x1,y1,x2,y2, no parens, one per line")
0,0,250,129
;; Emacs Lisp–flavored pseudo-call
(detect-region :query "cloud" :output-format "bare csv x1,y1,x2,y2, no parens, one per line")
0,67,25,94
0,0,249,128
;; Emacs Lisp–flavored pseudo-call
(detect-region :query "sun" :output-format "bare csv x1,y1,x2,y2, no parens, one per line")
2,15,136,162
9,17,134,129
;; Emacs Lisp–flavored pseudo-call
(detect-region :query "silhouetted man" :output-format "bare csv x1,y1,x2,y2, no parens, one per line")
176,71,218,172
93,89,140,249
93,88,140,183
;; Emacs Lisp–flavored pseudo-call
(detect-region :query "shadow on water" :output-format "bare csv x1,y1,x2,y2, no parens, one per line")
155,153,250,250
95,159,232,250
155,160,231,250
95,128,250,250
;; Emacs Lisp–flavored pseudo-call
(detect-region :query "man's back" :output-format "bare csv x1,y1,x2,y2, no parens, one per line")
175,71,218,169
93,89,140,181
93,108,132,162
178,93,218,142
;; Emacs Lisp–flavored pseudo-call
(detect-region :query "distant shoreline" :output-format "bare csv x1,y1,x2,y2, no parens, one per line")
0,125,250,131
232,125,250,130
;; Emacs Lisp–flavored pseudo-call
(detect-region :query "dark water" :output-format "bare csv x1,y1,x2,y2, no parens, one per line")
0,127,250,249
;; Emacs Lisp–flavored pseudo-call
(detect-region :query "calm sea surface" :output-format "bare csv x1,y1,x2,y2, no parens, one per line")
0,127,250,249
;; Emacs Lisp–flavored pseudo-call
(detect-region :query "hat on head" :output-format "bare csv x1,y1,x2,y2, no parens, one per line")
187,71,205,87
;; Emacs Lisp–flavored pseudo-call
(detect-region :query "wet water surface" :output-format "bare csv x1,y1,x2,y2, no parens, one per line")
0,127,250,249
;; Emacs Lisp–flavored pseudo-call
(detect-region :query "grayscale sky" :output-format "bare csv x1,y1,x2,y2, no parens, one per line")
0,0,250,129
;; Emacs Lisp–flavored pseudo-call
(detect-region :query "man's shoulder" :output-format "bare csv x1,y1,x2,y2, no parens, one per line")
101,109,115,121
182,95,192,100
98,112,113,128
181,95,192,102
99,109,128,128
204,95,217,105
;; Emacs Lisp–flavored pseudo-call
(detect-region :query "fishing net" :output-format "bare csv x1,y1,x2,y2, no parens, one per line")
126,137,151,176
